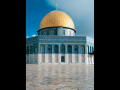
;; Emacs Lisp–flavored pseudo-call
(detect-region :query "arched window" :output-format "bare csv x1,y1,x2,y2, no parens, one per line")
41,31,43,35
41,45,45,53
63,30,65,35
74,45,78,53
54,45,58,53
54,29,57,35
48,45,52,53
31,46,33,53
61,45,65,53
88,46,89,53
90,46,91,53
34,45,37,53
68,45,72,53
81,45,84,54
27,46,29,54
92,47,93,53
47,31,49,35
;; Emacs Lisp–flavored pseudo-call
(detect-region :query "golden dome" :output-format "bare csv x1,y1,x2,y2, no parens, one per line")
39,10,75,32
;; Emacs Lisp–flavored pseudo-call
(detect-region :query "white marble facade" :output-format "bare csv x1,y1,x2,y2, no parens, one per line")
26,54,94,64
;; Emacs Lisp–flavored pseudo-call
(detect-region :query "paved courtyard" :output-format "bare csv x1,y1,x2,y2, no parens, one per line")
26,64,94,90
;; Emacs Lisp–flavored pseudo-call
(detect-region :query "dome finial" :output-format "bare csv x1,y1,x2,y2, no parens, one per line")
56,4,57,10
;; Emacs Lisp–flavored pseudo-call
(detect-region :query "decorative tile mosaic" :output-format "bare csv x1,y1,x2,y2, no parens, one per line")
49,30,54,35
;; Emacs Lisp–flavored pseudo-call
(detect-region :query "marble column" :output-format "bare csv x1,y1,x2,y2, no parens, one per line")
78,46,80,63
45,45,48,63
26,54,27,63
88,55,90,64
72,45,74,63
37,45,41,64
52,45,55,63
87,46,88,54
37,54,41,64
65,44,68,63
29,46,30,63
33,52,34,64
90,55,91,64
28,54,30,64
58,44,61,64
79,45,82,63
85,54,88,64
89,45,90,53
58,54,61,63
65,54,68,63
91,55,94,64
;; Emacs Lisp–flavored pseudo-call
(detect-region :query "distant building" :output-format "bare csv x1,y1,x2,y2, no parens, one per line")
26,10,94,64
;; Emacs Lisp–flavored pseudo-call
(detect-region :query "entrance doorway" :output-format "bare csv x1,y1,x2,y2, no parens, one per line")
61,56,65,62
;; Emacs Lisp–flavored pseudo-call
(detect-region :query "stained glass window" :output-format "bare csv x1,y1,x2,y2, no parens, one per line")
63,30,65,35
88,46,89,53
61,45,65,53
27,46,29,54
48,45,52,53
81,45,84,54
35,45,37,48
68,45,72,53
54,45,58,53
90,46,91,53
41,45,45,53
43,32,46,35
74,45,78,53
92,47,93,52
41,31,43,35
47,31,49,35
35,45,37,53
81,45,84,47
31,46,33,53
54,30,57,35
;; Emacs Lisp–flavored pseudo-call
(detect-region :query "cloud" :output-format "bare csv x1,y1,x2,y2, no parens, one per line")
32,34,36,37
26,36,29,38
45,0,94,38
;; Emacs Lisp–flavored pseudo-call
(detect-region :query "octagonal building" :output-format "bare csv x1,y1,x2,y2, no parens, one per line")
26,10,94,64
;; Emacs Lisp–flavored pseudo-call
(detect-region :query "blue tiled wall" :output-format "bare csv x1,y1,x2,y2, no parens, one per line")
26,36,94,54
37,27,75,36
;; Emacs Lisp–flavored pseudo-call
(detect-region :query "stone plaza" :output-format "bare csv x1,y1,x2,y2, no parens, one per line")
26,64,94,90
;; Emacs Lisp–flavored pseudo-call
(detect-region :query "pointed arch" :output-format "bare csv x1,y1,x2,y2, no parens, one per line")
27,46,29,54
48,45,52,53
30,45,33,53
41,45,45,53
81,45,85,54
92,47,93,53
61,45,65,53
74,45,78,53
68,45,72,53
54,45,58,53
